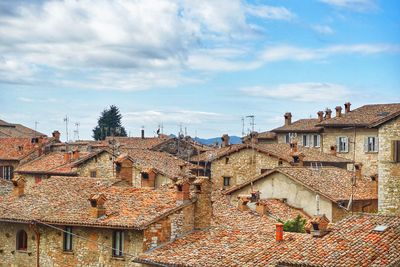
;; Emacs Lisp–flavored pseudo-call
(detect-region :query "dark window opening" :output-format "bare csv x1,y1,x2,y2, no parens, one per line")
223,177,231,187
16,230,27,251
90,171,97,178
115,163,121,172
225,157,229,164
177,184,183,191
112,230,124,257
278,160,283,166
141,172,149,179
293,156,299,163
0,166,14,180
195,185,201,191
63,226,73,251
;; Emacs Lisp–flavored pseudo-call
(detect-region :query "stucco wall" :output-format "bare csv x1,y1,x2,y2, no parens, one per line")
378,116,400,215
211,148,291,190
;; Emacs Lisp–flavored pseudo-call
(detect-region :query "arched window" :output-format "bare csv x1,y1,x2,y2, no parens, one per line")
16,230,27,251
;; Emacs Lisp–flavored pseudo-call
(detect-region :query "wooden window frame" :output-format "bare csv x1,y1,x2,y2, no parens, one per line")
16,230,28,251
112,230,124,257
63,226,73,251
223,176,231,187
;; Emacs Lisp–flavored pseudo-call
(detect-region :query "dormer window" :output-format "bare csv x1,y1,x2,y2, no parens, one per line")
177,184,183,191
18,145,24,151
115,163,121,172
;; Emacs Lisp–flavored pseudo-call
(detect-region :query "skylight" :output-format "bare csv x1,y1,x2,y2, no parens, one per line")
373,225,388,232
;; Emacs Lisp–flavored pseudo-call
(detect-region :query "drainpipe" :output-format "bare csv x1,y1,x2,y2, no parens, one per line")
29,223,40,267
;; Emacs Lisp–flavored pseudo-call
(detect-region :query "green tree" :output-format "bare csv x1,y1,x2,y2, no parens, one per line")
92,105,127,140
279,215,306,233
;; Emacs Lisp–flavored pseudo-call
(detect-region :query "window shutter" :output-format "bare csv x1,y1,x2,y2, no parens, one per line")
364,137,369,152
309,135,313,147
374,137,379,152
391,140,396,161
336,137,340,152
344,137,349,152
317,135,321,147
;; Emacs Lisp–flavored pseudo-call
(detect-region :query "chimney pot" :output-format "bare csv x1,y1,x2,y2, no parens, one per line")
325,109,332,119
72,149,80,160
354,163,362,181
290,142,298,152
141,129,145,139
317,111,324,122
52,130,61,142
176,182,190,201
237,195,250,211
344,102,351,114
256,201,268,215
64,152,71,163
284,112,292,126
276,223,284,241
335,106,342,117
12,177,26,197
221,134,230,148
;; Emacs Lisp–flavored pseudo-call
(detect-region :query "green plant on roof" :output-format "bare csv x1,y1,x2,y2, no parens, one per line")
278,215,306,233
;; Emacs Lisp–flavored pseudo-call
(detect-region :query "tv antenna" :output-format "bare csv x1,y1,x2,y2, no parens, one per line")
34,121,39,138
241,117,245,137
246,115,255,134
63,116,69,142
74,122,80,141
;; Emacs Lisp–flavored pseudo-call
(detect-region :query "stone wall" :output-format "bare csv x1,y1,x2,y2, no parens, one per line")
331,199,378,222
378,116,400,215
322,128,378,176
77,151,115,179
0,222,144,267
210,148,291,190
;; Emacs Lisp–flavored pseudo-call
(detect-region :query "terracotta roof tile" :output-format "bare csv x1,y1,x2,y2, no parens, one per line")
272,118,323,133
0,119,46,138
259,199,311,221
0,176,185,229
0,138,38,160
107,136,169,150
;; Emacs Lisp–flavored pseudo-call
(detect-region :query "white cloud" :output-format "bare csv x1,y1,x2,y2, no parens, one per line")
311,25,334,35
319,0,378,12
241,82,352,102
245,5,295,20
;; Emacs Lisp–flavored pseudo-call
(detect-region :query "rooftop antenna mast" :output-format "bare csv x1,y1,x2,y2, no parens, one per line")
74,122,80,141
241,117,245,137
246,115,255,134
63,116,69,142
34,121,39,138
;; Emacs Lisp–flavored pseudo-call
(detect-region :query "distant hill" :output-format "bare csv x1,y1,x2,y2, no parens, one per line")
194,136,242,145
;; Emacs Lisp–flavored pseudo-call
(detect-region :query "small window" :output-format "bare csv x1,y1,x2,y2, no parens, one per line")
392,140,400,163
141,172,149,179
16,230,27,251
278,160,283,166
365,136,378,152
302,135,309,147
0,166,14,180
337,136,349,153
285,133,295,144
223,177,231,187
112,230,124,257
35,176,42,184
313,135,320,148
90,170,97,178
63,226,73,251
225,157,229,164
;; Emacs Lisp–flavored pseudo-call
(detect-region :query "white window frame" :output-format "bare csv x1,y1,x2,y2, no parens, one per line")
364,136,378,153
285,133,296,144
1,166,13,180
313,134,321,148
63,226,73,251
337,136,349,153
112,230,124,257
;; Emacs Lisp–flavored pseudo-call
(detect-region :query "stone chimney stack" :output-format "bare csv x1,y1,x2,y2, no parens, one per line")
335,106,342,117
12,177,25,197
291,151,305,166
88,194,107,218
344,102,351,114
193,177,212,229
221,134,230,148
256,201,268,215
176,181,190,202
317,111,324,122
306,215,330,238
290,141,298,152
276,223,284,242
115,155,133,185
325,109,332,119
52,130,61,142
237,195,251,211
284,112,292,126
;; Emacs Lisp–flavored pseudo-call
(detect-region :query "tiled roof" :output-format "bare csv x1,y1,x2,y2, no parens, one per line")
317,103,400,127
15,150,108,175
272,118,323,133
107,136,169,150
225,167,377,202
0,177,187,229
191,143,351,164
259,199,311,222
137,192,399,266
121,148,200,179
0,119,46,138
152,137,215,153
0,138,38,160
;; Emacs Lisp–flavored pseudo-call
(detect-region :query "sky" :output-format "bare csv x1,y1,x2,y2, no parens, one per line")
0,0,399,140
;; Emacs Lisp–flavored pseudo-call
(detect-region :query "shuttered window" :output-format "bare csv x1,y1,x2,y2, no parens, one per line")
337,136,349,153
63,226,73,251
0,166,13,180
364,136,378,152
392,140,400,162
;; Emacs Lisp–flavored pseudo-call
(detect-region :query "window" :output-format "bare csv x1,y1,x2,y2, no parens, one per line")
313,135,321,148
63,226,73,251
225,157,229,164
34,176,42,184
223,177,231,187
302,134,320,148
392,140,400,163
112,230,124,257
16,230,27,251
90,170,97,178
365,136,378,152
285,133,295,144
337,136,349,153
141,172,149,179
0,166,13,180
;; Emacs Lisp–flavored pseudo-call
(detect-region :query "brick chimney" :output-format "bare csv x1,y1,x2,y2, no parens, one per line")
291,152,305,166
344,102,351,114
176,181,190,202
256,201,268,215
237,195,251,211
325,109,332,119
115,155,132,185
354,163,362,181
12,177,26,197
221,134,230,148
72,149,80,160
141,169,156,188
306,214,330,237
335,106,342,117
290,141,298,152
330,145,337,156
64,152,71,163
88,194,107,218
276,223,284,242
284,112,292,126
317,111,324,122
52,130,61,142
193,177,212,229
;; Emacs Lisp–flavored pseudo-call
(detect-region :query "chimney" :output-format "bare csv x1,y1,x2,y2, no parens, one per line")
237,195,251,211
256,201,268,215
335,106,342,117
52,130,61,142
325,109,332,119
276,223,284,242
141,169,156,188
193,177,212,229
88,194,107,218
64,152,71,163
306,215,330,238
115,155,132,185
291,152,305,166
221,134,230,148
330,145,337,156
284,112,292,126
12,177,26,197
354,163,362,180
317,111,324,122
290,141,298,152
176,181,190,202
344,102,351,114
72,149,80,160
141,129,145,139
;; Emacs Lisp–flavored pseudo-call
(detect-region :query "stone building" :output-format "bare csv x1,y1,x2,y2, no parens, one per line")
0,176,212,267
224,166,377,222
14,149,115,190
0,119,46,138
242,131,277,144
192,141,352,190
